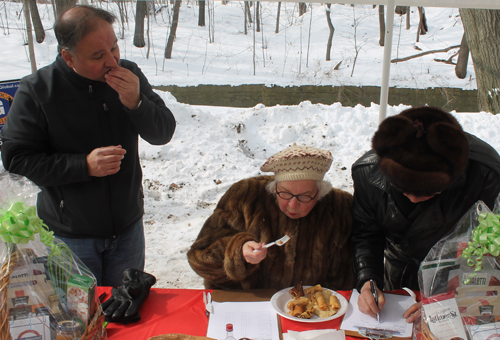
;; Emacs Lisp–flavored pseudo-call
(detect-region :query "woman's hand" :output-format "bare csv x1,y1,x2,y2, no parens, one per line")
242,241,267,264
402,302,421,323
358,280,386,318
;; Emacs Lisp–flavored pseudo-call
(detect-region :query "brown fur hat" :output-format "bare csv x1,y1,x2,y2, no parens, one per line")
372,106,469,197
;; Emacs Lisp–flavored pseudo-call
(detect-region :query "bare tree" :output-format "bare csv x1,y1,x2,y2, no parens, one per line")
416,6,427,42
134,0,148,47
325,3,334,61
455,33,469,79
198,0,205,27
245,1,252,25
460,8,500,113
256,1,260,32
22,0,37,73
28,0,45,43
275,2,281,33
378,5,385,46
115,0,127,39
164,0,181,59
299,3,306,16
54,0,76,18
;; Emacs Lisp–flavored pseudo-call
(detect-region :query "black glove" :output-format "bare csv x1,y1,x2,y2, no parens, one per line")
101,268,156,324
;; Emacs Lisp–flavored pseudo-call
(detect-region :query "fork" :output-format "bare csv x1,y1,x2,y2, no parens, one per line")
253,235,290,252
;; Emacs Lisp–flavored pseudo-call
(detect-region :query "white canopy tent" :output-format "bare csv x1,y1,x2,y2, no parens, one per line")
272,0,500,122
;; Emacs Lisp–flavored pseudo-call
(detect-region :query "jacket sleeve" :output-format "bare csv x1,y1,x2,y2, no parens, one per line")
124,62,176,145
187,179,262,288
1,79,89,187
351,165,386,292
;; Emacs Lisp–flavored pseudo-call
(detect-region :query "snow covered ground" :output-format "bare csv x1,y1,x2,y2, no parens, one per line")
1,2,497,288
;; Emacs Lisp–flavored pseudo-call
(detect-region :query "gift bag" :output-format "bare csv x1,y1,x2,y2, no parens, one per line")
417,193,500,340
0,172,107,340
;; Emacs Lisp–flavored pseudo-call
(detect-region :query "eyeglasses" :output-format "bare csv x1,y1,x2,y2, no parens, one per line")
276,185,318,203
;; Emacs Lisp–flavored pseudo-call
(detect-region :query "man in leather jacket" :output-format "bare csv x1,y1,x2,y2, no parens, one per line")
351,106,500,322
0,6,176,286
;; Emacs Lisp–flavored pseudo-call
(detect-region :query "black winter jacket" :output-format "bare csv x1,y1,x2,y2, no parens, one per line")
1,55,176,238
351,134,500,292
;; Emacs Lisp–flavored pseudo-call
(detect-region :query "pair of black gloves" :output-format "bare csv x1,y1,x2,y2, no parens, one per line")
101,268,157,324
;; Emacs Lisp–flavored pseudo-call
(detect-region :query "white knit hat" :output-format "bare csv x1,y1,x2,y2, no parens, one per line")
260,145,333,181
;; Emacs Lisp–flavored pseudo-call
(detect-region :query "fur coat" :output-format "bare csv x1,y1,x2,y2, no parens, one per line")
187,175,355,290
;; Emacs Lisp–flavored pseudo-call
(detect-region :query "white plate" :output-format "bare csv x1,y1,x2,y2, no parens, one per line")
270,286,349,323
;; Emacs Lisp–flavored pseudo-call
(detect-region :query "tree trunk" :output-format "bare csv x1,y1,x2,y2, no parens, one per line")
275,2,281,33
164,0,181,59
378,5,385,46
406,6,410,30
395,6,407,15
418,7,427,35
244,1,248,35
256,2,260,33
28,0,45,43
23,0,37,73
299,3,306,16
55,0,76,18
325,3,334,61
245,1,252,24
198,0,205,27
460,8,500,113
134,0,147,47
455,32,469,79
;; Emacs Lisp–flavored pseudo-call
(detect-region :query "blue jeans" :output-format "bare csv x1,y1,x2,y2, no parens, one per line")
57,218,145,287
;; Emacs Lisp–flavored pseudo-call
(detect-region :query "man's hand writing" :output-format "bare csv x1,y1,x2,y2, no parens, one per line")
105,66,141,110
87,145,127,177
358,280,386,318
243,241,267,264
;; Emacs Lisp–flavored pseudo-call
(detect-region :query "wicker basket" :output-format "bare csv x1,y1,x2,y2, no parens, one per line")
0,247,107,340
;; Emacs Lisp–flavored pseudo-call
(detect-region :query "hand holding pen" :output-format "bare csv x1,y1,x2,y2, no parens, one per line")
370,279,380,322
358,279,385,320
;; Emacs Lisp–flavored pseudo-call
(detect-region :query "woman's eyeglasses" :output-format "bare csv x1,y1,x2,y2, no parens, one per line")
276,185,318,203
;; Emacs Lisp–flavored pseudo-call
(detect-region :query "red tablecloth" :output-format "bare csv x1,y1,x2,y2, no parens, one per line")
98,287,209,339
97,287,417,339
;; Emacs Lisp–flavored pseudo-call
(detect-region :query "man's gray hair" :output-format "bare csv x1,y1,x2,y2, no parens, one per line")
265,180,333,201
54,5,116,53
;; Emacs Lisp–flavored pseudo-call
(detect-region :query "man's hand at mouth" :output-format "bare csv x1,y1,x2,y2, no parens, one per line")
105,65,141,110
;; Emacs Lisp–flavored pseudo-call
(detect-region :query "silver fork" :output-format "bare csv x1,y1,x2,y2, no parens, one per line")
253,235,290,252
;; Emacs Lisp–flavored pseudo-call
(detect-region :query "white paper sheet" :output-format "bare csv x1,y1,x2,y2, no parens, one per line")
206,301,280,340
284,329,346,340
340,290,414,337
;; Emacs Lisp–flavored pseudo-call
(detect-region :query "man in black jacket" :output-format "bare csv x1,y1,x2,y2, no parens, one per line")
351,106,500,322
0,6,176,286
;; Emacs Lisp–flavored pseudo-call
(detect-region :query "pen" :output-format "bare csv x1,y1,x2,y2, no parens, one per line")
370,279,380,322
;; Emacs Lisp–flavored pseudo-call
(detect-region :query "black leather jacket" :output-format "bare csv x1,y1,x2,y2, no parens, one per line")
1,55,176,238
351,134,500,292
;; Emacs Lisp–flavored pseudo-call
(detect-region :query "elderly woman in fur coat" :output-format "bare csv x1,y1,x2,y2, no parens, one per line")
187,145,355,290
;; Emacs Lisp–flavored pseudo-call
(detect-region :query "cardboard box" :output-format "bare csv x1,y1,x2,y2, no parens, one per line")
9,313,51,340
66,274,97,325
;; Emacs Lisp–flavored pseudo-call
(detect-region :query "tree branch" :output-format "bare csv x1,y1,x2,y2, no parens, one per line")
391,45,460,63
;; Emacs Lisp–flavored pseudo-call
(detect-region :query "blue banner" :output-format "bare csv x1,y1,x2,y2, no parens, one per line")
0,79,20,149
0,79,20,132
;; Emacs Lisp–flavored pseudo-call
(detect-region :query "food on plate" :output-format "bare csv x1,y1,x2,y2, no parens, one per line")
289,281,304,298
330,295,341,312
286,283,340,319
315,291,328,311
304,284,322,295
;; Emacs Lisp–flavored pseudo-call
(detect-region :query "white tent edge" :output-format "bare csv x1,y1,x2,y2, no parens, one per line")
263,0,500,121
273,1,500,10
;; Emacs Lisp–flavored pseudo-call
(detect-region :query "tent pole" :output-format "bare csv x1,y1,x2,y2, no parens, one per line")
378,0,395,123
